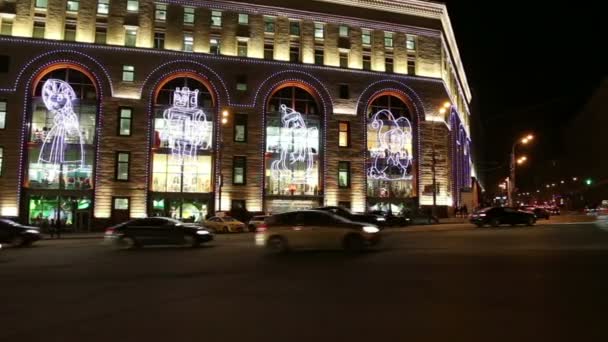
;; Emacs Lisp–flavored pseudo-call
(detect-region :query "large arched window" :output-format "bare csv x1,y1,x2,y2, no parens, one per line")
25,67,98,229
265,86,321,211
150,76,214,221
366,94,415,212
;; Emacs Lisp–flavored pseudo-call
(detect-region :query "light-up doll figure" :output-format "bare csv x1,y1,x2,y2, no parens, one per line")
367,109,413,181
38,79,85,181
161,87,211,164
271,104,317,184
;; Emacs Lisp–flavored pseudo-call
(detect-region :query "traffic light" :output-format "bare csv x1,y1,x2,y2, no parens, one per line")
585,178,593,186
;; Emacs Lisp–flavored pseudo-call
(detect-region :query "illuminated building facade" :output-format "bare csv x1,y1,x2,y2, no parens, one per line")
0,0,476,229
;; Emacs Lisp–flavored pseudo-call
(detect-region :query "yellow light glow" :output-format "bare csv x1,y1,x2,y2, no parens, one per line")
221,118,228,125
222,110,229,117
439,108,447,115
443,102,451,108
527,134,534,140
1,207,18,217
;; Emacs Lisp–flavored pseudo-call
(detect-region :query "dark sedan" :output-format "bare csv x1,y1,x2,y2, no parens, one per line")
0,219,42,247
104,217,213,249
521,206,550,220
470,207,536,227
314,206,387,227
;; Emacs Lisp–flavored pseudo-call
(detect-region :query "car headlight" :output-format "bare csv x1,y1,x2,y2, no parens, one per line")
375,217,386,222
26,229,40,234
479,213,486,217
196,230,210,235
362,226,380,234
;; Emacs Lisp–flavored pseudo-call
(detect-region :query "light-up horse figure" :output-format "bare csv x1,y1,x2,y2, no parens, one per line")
367,109,413,181
161,87,211,164
271,104,317,184
38,79,85,180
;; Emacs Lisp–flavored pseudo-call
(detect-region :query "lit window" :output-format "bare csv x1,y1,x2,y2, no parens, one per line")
264,17,275,33
0,100,6,129
97,0,109,15
211,11,222,27
314,22,324,39
116,152,130,181
183,33,193,52
384,32,393,48
338,162,350,188
338,121,349,147
289,21,300,36
66,0,79,11
406,35,416,50
35,0,48,9
362,29,371,45
0,20,13,36
210,38,220,54
118,107,132,136
122,65,135,82
237,39,248,57
113,197,129,210
127,0,139,12
339,25,349,38
233,156,246,185
184,7,195,24
234,114,247,142
0,147,3,176
155,3,167,21
125,28,137,47
238,13,249,25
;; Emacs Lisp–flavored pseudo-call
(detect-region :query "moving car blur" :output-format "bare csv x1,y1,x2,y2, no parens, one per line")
247,215,269,232
314,206,387,227
470,207,536,227
520,206,550,220
202,216,246,233
0,218,41,247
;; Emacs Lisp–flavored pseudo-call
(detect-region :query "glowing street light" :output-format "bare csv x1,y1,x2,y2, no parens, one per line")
509,133,535,206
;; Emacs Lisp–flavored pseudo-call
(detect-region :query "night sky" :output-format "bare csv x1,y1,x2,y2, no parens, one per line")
443,1,607,192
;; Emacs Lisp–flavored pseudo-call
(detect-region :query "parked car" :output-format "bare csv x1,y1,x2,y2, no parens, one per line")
470,207,536,227
0,218,42,247
104,217,213,249
202,216,246,233
368,210,412,227
314,206,387,227
248,215,269,232
547,206,561,215
255,210,381,253
521,206,550,220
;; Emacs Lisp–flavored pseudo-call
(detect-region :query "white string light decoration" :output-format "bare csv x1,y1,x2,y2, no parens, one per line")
270,104,317,185
367,109,413,181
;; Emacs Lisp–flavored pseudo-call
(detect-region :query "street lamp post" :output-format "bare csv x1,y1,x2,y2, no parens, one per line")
508,134,533,207
218,109,229,213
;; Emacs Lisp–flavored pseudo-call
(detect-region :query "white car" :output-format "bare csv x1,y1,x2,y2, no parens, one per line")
248,215,269,232
255,210,381,253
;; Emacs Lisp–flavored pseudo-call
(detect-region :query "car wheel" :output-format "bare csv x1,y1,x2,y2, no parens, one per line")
490,218,500,227
183,234,199,248
11,236,26,247
343,234,365,253
115,236,139,250
526,217,536,226
266,235,289,254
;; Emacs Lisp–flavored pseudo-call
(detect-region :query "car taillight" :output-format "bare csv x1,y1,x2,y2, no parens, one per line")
256,224,268,233
105,227,115,235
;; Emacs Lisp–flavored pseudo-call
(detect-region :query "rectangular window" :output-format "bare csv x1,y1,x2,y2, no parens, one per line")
127,0,139,12
122,65,135,82
233,156,246,185
35,0,48,9
338,121,349,147
113,197,130,210
362,29,371,45
154,32,164,49
384,32,393,48
33,22,45,39
211,11,222,27
97,0,109,15
116,152,130,181
338,201,351,210
0,101,5,129
406,35,416,50
385,57,394,73
95,28,106,44
407,60,416,75
264,43,273,60
264,17,275,33
66,0,79,12
0,147,3,176
237,39,248,57
155,3,167,21
289,46,299,62
238,13,249,25
236,75,247,92
183,7,195,24
210,38,220,54
363,55,371,70
339,25,349,38
339,84,349,99
289,21,300,36
339,52,348,68
118,107,132,136
0,20,13,36
314,23,324,40
125,28,137,47
338,162,350,188
314,49,323,65
234,114,247,142
64,25,76,41
183,33,194,52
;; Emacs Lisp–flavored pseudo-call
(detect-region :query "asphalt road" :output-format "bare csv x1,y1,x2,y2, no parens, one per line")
1,223,607,342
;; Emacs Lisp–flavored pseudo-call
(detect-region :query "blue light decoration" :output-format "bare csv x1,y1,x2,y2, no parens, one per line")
160,87,211,164
367,109,413,181
270,104,317,185
37,79,85,179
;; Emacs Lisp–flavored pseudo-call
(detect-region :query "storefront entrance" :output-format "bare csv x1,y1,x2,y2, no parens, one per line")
150,195,211,223
26,193,93,232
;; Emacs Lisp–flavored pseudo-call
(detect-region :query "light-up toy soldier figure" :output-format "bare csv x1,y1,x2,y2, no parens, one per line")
161,87,210,164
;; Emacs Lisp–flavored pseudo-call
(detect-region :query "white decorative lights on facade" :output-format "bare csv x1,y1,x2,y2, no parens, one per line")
270,104,317,185
38,79,85,180
367,109,413,181
160,87,211,164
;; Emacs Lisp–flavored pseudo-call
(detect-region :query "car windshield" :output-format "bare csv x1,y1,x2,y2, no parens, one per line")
223,217,237,222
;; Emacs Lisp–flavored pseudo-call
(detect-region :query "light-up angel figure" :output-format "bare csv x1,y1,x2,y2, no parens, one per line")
38,79,85,176
160,87,211,164
271,104,317,184
367,109,413,181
